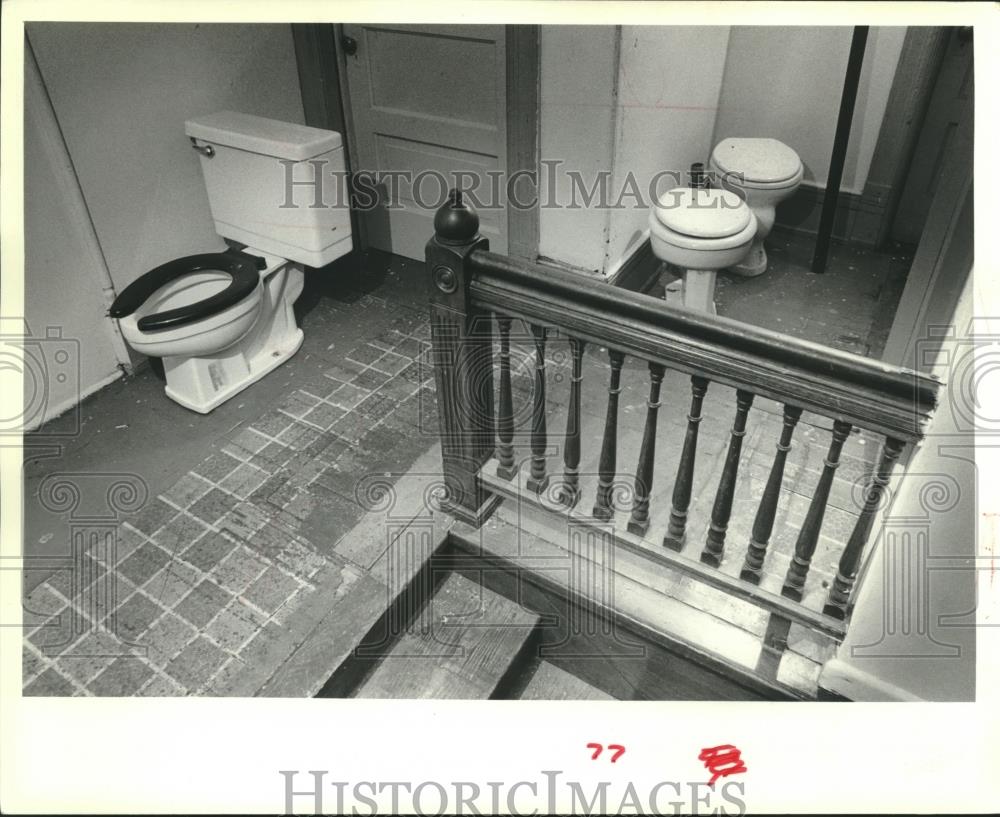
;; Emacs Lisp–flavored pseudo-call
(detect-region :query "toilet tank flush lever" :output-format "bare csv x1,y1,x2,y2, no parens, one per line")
190,137,215,158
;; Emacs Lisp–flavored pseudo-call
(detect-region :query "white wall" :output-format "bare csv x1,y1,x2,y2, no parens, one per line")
23,41,127,427
26,23,305,294
819,273,976,702
538,26,619,273
605,25,731,272
538,25,731,275
713,26,906,194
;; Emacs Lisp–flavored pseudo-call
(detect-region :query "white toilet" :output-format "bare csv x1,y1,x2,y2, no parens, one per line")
708,137,803,277
110,111,352,413
648,187,757,315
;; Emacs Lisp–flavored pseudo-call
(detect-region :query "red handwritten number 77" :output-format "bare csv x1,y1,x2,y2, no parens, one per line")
587,743,625,762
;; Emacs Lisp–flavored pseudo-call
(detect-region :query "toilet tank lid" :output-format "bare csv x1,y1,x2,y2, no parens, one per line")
185,111,342,160
712,137,801,184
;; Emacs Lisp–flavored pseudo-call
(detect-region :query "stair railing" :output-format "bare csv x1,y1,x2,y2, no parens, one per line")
426,191,939,629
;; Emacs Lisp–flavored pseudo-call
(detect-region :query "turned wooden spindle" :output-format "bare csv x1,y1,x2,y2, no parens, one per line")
823,437,905,618
526,324,549,493
592,349,626,521
664,376,709,551
559,337,586,508
740,404,803,583
782,419,853,601
628,363,666,536
701,389,755,567
495,316,517,480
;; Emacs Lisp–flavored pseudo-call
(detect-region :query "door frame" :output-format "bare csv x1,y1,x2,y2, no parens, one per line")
852,27,951,248
292,23,541,262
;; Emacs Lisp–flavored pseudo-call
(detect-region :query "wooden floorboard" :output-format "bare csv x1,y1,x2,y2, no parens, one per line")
521,661,615,701
356,572,539,699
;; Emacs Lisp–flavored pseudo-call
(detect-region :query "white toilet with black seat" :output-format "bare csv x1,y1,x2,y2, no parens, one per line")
110,111,352,413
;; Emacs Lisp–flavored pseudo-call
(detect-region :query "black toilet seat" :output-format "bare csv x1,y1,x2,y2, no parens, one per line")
109,249,266,332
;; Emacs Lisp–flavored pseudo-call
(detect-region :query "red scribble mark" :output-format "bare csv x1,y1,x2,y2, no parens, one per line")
587,743,626,762
699,744,747,787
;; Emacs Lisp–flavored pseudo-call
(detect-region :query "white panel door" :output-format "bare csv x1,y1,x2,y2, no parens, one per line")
342,24,508,259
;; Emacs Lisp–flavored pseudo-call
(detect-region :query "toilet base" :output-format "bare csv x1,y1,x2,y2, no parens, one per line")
726,238,768,277
665,269,717,316
161,264,305,414
164,328,303,414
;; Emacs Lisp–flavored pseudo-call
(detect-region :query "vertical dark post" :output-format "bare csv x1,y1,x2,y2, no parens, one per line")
559,336,586,508
701,390,755,567
526,324,549,494
741,404,803,583
427,190,498,526
664,376,709,551
592,350,626,521
811,26,869,274
824,437,905,618
782,420,853,600
628,362,666,536
495,316,517,480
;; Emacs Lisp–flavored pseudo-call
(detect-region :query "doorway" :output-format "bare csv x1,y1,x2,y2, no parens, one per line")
293,23,540,263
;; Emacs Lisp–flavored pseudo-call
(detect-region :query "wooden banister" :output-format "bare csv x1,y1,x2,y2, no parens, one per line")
427,192,941,641
467,248,938,442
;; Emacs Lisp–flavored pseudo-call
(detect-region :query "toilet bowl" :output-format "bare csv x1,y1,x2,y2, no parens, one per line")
112,249,306,413
110,111,352,413
708,137,803,277
648,187,757,315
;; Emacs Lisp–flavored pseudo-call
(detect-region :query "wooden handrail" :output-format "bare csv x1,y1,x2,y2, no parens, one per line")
426,191,939,633
467,248,939,442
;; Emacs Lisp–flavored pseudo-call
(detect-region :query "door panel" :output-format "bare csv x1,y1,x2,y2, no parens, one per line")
343,24,509,259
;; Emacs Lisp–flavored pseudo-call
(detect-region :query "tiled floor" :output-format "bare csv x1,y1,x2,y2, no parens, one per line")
22,231,911,696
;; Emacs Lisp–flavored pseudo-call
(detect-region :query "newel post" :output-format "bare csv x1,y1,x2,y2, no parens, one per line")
427,189,500,526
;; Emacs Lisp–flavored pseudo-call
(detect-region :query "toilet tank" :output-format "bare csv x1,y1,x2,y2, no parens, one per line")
185,111,352,268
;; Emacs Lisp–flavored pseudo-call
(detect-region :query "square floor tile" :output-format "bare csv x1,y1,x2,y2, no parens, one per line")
353,364,394,390
159,473,211,510
118,544,172,588
181,531,238,574
188,488,233,527
164,636,228,691
192,451,242,484
24,667,76,696
205,601,260,653
371,351,410,376
136,673,186,697
143,612,198,668
211,546,269,595
242,567,301,616
346,343,385,367
150,513,211,554
89,656,154,696
218,463,269,501
144,560,201,608
115,592,163,643
128,498,177,537
174,580,232,629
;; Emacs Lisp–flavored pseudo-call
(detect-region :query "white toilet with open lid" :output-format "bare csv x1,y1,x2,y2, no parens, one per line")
110,111,352,413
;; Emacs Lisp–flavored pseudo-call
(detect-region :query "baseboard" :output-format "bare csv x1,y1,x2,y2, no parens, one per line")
607,237,662,294
775,183,879,248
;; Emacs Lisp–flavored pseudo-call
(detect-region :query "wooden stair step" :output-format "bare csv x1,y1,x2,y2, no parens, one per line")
520,661,615,701
356,572,540,699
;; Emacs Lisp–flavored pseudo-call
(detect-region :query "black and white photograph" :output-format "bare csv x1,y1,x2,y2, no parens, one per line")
1,1,995,814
